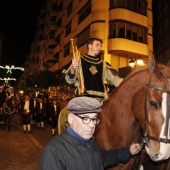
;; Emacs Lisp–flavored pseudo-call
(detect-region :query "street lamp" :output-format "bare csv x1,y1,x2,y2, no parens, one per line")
129,58,135,67
19,90,24,96
136,57,143,65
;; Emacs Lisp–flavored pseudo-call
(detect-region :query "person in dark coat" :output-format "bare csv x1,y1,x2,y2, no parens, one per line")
30,96,37,125
40,97,141,170
49,98,60,136
36,97,46,129
20,94,33,133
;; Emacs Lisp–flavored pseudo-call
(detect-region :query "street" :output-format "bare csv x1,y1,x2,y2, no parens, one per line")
0,113,53,170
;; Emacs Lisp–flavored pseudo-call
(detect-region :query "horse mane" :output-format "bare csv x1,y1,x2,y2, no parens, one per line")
112,63,169,95
121,66,148,85
104,66,148,103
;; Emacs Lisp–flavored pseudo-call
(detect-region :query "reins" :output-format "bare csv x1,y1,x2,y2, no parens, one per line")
144,70,170,144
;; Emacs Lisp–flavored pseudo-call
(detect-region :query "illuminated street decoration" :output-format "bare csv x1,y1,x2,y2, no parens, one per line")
0,65,24,74
0,77,16,83
0,84,13,92
0,84,12,88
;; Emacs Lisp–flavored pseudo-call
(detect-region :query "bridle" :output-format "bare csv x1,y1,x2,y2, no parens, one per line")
130,69,170,170
143,71,170,144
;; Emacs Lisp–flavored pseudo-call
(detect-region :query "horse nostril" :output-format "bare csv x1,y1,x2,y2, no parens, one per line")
153,154,159,160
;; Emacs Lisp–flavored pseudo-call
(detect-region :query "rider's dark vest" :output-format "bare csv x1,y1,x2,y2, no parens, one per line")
80,54,105,99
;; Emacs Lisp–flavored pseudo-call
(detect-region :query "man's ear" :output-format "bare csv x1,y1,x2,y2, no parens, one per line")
68,113,73,125
88,43,92,49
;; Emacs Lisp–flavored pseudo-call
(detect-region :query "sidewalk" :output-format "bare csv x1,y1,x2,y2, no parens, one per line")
0,113,53,170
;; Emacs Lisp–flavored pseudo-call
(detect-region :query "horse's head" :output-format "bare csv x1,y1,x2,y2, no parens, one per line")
141,55,170,161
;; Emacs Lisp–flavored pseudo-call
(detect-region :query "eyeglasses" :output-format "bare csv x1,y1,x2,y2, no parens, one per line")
74,114,100,125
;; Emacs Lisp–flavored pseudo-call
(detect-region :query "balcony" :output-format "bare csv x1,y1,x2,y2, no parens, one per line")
108,38,149,59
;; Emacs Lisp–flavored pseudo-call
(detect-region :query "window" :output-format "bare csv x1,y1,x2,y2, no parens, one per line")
56,17,62,27
109,21,147,44
58,1,63,11
132,27,138,41
126,0,132,10
77,27,90,47
109,0,117,9
118,23,125,38
118,0,125,8
126,24,132,39
137,0,147,15
133,0,138,12
67,1,73,17
49,31,55,39
137,28,143,42
138,0,144,14
78,1,91,24
54,52,59,61
109,0,147,16
109,23,116,38
52,2,57,11
64,42,70,57
55,35,60,45
65,22,71,36
50,16,56,22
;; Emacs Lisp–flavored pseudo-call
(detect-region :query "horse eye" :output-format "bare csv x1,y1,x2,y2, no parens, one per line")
150,101,158,109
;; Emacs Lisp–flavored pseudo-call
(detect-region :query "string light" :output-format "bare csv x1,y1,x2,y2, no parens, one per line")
0,65,24,74
0,77,16,83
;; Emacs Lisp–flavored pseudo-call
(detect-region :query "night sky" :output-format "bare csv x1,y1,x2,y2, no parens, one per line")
0,1,43,67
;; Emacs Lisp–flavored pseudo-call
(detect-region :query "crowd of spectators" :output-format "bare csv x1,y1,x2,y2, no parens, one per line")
0,86,75,136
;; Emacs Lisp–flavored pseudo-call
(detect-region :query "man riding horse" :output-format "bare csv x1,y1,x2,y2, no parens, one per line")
63,37,123,102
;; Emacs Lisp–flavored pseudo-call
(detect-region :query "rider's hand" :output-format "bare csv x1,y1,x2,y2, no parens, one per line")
70,59,79,74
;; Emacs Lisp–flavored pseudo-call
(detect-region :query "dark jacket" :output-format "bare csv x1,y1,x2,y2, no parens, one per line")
49,104,60,119
40,127,131,170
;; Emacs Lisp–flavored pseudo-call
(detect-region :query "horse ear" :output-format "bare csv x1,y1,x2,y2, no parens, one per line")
149,54,156,73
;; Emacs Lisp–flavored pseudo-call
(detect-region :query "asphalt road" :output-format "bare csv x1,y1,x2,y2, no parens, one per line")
0,113,54,170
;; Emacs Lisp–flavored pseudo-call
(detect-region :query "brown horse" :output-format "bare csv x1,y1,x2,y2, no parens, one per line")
95,56,170,170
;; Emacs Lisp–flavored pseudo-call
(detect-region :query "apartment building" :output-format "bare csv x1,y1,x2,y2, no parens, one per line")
153,0,170,64
20,0,153,86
